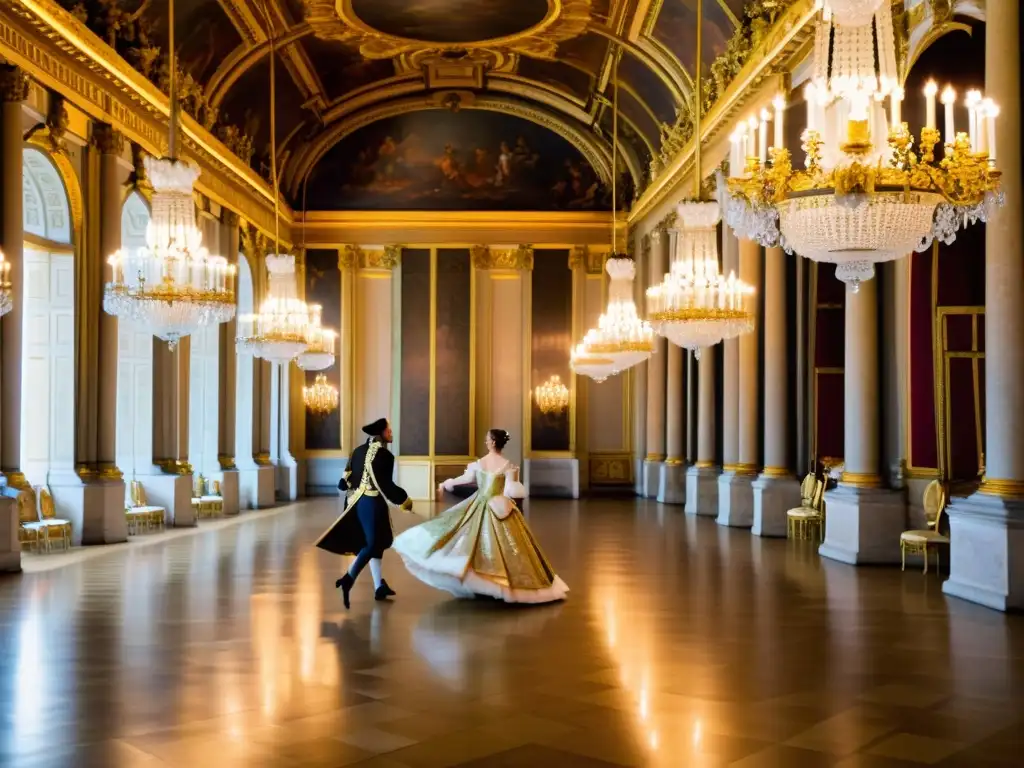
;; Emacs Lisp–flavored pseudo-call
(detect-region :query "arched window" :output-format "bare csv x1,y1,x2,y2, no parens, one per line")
115,191,154,478
20,148,75,487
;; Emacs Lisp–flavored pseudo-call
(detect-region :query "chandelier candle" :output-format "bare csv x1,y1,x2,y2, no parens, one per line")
772,96,786,150
941,86,956,145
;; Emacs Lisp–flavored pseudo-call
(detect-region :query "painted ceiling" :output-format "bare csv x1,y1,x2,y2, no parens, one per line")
86,0,764,209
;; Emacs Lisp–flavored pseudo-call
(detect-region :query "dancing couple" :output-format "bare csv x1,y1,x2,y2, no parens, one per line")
315,418,568,606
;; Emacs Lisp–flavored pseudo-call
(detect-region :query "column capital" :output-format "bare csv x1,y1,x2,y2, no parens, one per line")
0,66,29,103
223,209,240,228
90,124,124,156
474,244,533,271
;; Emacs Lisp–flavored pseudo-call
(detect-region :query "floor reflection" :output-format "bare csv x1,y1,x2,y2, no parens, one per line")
1,497,1024,766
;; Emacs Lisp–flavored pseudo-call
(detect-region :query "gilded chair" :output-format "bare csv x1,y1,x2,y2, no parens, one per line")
192,475,223,519
129,481,166,532
37,488,73,552
900,479,949,574
786,473,826,541
17,487,43,553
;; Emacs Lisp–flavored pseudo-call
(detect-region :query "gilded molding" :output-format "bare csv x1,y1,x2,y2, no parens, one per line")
373,246,401,270
90,123,124,156
589,452,633,485
218,454,237,471
568,245,605,275
303,0,593,60
0,0,287,239
473,245,533,271
339,244,360,269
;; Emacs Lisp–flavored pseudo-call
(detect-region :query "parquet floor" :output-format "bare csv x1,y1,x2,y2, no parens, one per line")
1,496,1024,767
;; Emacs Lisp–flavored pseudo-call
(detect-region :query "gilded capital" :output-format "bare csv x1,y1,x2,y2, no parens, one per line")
223,210,240,228
339,244,361,269
374,245,401,270
0,66,29,103
476,245,533,270
584,248,607,275
568,245,588,270
90,123,124,155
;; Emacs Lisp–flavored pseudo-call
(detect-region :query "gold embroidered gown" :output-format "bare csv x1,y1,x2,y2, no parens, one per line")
392,461,569,604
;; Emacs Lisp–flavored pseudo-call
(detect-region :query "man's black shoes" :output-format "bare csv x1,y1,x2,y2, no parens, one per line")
336,573,354,609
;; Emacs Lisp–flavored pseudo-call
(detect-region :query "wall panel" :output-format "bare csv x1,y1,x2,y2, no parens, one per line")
304,248,341,450
399,249,431,456
530,250,572,452
433,249,472,457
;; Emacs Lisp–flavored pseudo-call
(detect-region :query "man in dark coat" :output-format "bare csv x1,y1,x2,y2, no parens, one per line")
315,418,412,608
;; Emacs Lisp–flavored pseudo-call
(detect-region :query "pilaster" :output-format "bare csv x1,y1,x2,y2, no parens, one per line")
944,0,1024,610
686,345,718,516
719,230,740,518
643,226,668,497
218,211,240,514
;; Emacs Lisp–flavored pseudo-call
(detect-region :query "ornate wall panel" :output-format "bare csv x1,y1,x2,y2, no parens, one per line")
529,249,572,452
398,248,431,456
433,248,473,457
304,248,342,450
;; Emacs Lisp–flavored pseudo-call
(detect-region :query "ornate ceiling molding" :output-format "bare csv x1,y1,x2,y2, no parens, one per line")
207,24,313,108
286,93,618,199
302,0,593,60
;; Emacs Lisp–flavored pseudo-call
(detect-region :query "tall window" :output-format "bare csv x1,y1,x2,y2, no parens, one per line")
21,148,74,486
115,191,154,478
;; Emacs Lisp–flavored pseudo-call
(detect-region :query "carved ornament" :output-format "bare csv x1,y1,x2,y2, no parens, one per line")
473,245,534,271
90,123,124,156
0,65,29,102
302,0,593,61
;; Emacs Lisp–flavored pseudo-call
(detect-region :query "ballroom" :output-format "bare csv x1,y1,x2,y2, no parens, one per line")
0,0,1023,766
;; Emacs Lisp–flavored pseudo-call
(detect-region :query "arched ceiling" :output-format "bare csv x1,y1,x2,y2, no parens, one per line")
136,0,750,209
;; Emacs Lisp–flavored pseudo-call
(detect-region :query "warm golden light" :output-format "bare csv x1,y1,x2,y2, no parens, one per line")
303,373,339,415
534,375,569,416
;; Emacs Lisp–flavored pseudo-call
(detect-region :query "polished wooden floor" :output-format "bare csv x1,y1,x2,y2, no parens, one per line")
2,497,1024,767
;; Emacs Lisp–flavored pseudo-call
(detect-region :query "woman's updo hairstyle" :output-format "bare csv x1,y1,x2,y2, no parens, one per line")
488,428,511,451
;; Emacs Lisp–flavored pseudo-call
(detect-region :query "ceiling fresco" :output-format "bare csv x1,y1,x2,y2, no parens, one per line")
64,0,796,209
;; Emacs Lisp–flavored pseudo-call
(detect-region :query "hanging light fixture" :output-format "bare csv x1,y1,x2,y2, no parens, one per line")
303,373,339,415
646,0,755,358
534,375,570,416
570,53,654,383
235,3,336,366
104,0,235,348
0,251,12,317
295,304,337,371
717,0,1003,291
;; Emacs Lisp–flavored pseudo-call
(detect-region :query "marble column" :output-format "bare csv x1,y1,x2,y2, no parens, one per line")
632,234,648,494
217,212,240,514
719,235,757,526
0,66,27,489
148,337,195,527
251,257,275,505
64,124,128,544
643,228,668,497
658,342,686,503
944,0,1024,611
819,277,905,563
753,246,801,536
0,67,26,571
686,346,718,515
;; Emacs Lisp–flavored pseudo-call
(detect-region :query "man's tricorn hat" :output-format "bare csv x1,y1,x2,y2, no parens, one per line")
362,418,389,436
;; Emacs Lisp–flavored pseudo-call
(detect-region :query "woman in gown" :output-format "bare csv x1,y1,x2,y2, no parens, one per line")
392,429,569,604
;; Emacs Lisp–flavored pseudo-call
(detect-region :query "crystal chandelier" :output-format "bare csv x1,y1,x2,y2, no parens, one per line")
103,0,234,347
646,0,754,359
569,55,653,383
236,254,312,364
303,373,339,415
647,201,754,358
296,304,337,371
571,257,655,382
0,250,12,317
534,375,569,416
718,0,1003,291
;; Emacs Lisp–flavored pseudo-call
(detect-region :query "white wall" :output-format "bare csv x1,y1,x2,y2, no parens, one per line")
235,255,256,469
188,323,220,478
115,192,154,478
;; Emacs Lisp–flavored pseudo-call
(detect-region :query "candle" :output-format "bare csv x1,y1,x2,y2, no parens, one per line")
889,86,903,132
747,116,759,161
758,109,769,163
985,100,999,161
966,90,981,150
924,81,938,129
804,82,817,132
772,94,786,150
976,108,987,154
940,86,956,144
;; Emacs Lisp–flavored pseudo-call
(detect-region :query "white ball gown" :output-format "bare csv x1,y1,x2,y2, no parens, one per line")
392,460,569,604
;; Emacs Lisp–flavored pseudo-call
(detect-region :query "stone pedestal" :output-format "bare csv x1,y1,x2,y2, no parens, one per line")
642,459,662,499
819,485,906,564
276,456,300,501
685,465,719,516
752,474,802,538
218,470,240,516
943,495,1024,611
0,496,20,572
239,466,276,509
49,471,128,546
717,471,755,528
144,474,196,527
657,462,686,505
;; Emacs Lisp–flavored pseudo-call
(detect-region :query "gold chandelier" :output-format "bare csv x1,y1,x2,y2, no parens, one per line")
296,304,338,371
534,375,569,416
0,250,11,317
718,0,1003,291
303,373,339,415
